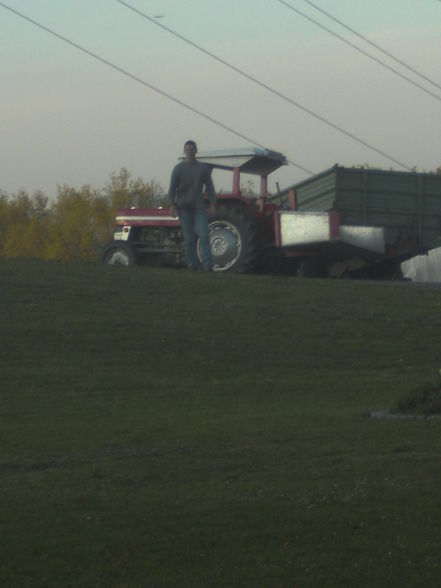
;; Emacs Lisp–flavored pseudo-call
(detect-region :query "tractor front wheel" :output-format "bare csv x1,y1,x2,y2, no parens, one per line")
102,242,137,266
201,205,258,272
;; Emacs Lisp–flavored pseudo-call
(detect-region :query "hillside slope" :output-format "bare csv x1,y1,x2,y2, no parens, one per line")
1,259,441,587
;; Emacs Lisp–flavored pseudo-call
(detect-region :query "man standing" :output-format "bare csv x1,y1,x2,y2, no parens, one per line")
168,140,217,271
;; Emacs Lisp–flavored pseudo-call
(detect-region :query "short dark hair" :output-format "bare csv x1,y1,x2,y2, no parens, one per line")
184,140,197,150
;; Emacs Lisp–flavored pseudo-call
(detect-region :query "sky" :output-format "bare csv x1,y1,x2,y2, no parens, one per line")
1,0,441,199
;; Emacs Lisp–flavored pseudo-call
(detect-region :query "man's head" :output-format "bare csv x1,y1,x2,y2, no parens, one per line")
184,140,197,162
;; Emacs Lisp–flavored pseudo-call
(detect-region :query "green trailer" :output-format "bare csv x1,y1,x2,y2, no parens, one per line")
276,166,441,277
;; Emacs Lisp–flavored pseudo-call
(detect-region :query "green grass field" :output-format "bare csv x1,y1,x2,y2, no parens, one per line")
1,259,441,587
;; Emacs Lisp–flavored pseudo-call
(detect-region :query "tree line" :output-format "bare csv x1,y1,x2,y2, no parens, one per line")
0,169,167,261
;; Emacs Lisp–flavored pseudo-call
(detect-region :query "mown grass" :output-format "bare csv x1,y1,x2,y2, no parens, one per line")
1,258,441,587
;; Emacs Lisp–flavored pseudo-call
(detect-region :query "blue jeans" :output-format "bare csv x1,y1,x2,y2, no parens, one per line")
178,207,213,270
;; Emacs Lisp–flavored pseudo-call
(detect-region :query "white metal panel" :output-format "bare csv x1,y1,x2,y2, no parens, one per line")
339,226,385,253
279,212,332,247
115,215,176,222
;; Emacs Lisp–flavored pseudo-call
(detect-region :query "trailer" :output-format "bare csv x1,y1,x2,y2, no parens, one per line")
281,165,441,277
102,148,441,278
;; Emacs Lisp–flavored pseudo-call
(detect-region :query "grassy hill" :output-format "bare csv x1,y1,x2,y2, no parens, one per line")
1,259,441,587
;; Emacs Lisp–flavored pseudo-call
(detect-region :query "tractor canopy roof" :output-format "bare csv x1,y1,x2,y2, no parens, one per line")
180,147,287,176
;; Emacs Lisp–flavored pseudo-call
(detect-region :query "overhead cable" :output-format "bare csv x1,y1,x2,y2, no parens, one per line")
0,1,313,175
116,0,413,171
303,0,441,93
275,0,441,104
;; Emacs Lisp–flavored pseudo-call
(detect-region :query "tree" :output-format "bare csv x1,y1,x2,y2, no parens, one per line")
49,185,113,261
0,169,167,261
0,190,51,258
106,167,167,209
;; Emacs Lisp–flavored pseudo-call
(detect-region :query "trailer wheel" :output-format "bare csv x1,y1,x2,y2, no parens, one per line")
102,242,137,266
200,205,258,272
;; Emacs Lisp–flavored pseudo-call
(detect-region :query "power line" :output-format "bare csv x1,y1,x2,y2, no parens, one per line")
303,0,441,93
275,0,441,104
116,0,413,171
0,1,313,175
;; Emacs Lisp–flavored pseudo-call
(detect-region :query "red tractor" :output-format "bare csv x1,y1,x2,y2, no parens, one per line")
102,147,290,273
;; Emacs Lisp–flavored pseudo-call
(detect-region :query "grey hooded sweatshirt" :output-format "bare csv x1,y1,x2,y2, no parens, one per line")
168,160,216,209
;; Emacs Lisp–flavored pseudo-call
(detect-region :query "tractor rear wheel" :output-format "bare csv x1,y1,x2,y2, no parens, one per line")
201,205,258,272
102,242,137,266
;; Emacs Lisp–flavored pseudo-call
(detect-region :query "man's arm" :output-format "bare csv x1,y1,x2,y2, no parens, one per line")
168,166,178,217
204,167,217,208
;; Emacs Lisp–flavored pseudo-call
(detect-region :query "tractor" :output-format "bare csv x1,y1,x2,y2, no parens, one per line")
102,147,289,273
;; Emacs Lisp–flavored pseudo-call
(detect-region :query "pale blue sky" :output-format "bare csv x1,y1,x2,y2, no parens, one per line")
1,0,440,197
